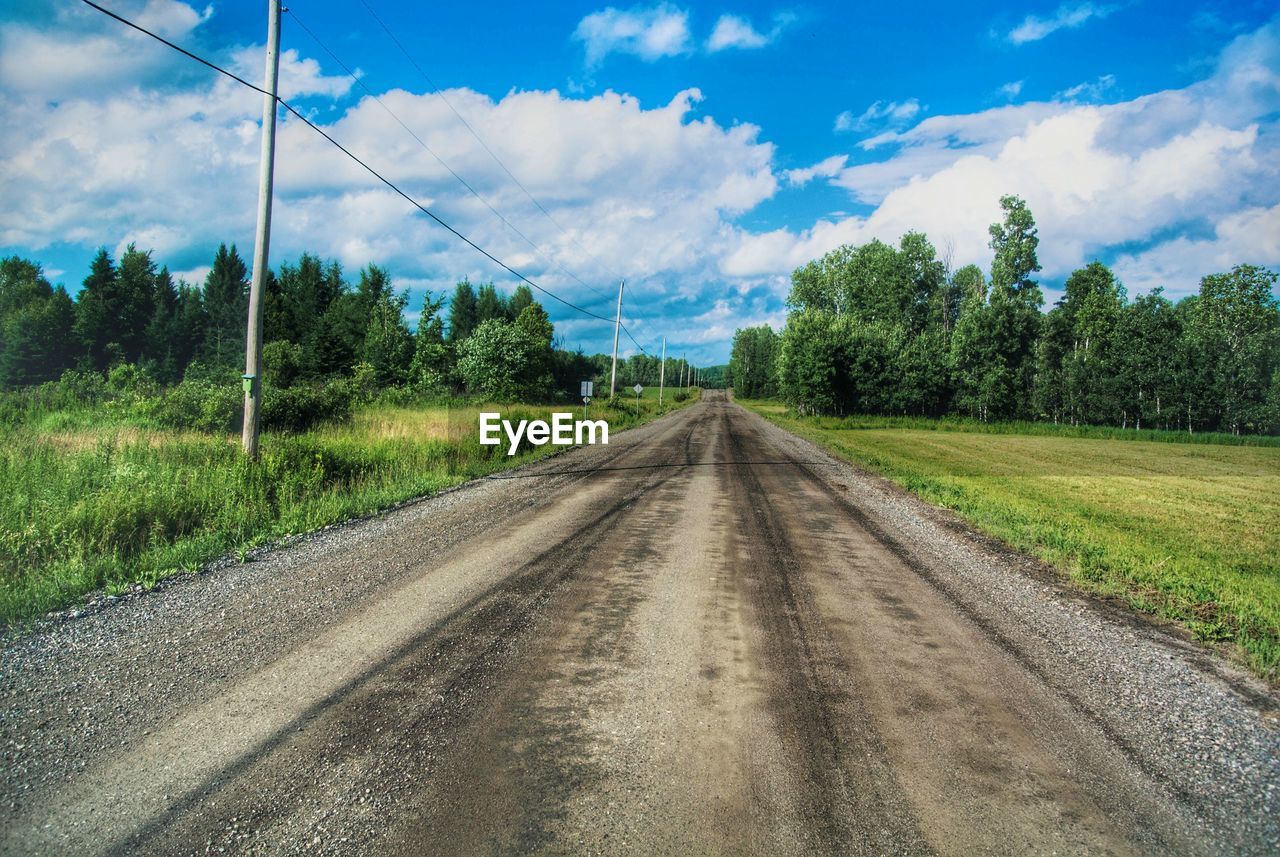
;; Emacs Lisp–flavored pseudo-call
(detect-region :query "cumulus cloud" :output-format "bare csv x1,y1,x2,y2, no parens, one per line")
706,11,795,52
728,19,1280,298
0,5,778,359
1006,2,1116,45
573,3,692,67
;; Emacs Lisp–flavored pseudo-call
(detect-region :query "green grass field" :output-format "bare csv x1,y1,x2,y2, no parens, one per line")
739,401,1280,681
0,390,698,628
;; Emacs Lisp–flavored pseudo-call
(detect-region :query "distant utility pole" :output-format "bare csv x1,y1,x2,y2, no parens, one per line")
609,279,624,398
241,0,282,459
659,337,666,405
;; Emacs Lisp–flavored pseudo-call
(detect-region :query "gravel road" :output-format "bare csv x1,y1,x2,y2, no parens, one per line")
2,392,1277,855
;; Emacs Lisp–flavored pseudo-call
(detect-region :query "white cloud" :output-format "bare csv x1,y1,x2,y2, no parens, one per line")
1006,3,1116,45
1111,204,1280,295
783,154,848,187
999,80,1025,99
727,20,1280,298
835,98,924,134
1054,73,1116,102
0,5,778,359
706,12,795,52
573,3,692,67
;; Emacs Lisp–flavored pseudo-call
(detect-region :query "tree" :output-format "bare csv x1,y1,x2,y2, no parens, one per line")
73,247,122,370
201,243,249,369
410,291,451,390
984,195,1044,418
514,302,554,399
457,318,538,400
1058,261,1125,424
507,284,534,320
142,266,182,382
115,244,157,364
475,282,507,324
448,279,478,343
363,289,414,387
728,325,779,398
0,257,77,387
1191,265,1279,434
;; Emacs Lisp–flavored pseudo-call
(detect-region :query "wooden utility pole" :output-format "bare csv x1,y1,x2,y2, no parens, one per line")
241,0,282,458
608,279,624,398
658,337,666,405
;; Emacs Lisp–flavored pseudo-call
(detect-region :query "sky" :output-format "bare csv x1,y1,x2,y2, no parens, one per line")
1,0,1277,364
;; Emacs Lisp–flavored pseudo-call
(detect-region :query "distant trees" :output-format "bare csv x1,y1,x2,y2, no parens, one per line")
0,257,76,387
727,325,778,398
747,195,1280,434
0,241,650,407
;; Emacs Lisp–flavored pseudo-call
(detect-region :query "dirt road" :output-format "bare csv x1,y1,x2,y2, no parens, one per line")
3,393,1278,855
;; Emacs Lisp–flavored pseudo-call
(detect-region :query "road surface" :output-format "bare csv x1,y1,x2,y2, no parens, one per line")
3,392,1278,855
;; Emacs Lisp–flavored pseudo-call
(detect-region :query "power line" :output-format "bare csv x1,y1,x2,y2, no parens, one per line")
349,0,667,355
355,0,631,289
284,7,615,306
76,0,621,327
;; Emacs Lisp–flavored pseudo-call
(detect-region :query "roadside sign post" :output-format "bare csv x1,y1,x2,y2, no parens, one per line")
581,380,593,420
633,383,643,403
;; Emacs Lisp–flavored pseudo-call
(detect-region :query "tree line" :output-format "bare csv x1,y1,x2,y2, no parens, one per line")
728,196,1280,435
0,245,700,403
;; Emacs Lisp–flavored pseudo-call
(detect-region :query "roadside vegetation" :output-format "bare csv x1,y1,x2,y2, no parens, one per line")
0,243,704,628
1,385,698,627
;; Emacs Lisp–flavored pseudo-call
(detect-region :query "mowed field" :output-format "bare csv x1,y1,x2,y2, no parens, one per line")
740,401,1280,680
0,391,698,627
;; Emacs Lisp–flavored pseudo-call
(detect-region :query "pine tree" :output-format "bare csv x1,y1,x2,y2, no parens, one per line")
448,279,478,343
73,247,122,370
201,243,249,369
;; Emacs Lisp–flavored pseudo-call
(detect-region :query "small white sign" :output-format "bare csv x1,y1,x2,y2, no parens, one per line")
581,380,594,397
633,384,643,395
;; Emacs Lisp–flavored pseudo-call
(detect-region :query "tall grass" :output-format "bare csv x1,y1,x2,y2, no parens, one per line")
1,393,697,627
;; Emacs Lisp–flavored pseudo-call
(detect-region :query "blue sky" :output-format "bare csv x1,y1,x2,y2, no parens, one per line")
1,0,1277,363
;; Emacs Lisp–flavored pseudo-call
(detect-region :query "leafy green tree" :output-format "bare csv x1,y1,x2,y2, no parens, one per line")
363,288,414,387
1114,289,1179,430
409,292,451,390
1059,261,1125,424
0,257,77,387
514,302,555,399
984,195,1044,418
457,318,538,400
1191,265,1279,434
728,325,779,398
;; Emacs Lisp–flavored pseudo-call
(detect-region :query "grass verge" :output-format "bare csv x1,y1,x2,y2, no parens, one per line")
738,400,1280,681
1,390,699,627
